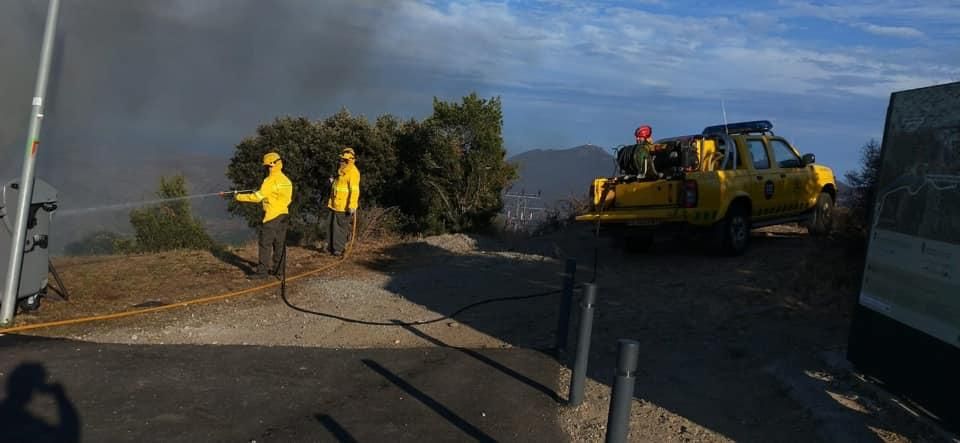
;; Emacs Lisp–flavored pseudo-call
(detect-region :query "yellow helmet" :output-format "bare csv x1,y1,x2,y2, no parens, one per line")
262,152,281,166
340,147,355,160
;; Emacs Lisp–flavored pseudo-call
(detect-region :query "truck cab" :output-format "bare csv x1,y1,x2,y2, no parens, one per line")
575,121,837,254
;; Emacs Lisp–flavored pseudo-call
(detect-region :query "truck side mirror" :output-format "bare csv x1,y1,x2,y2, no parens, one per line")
802,153,816,165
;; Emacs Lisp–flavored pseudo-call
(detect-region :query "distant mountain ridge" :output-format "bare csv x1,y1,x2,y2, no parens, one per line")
507,144,614,207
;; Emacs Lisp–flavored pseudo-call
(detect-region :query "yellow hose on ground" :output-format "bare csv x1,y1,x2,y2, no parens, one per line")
342,208,359,259
0,210,362,335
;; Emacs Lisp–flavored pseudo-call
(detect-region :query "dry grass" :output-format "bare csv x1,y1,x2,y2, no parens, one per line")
16,237,390,329
356,206,403,243
533,195,592,236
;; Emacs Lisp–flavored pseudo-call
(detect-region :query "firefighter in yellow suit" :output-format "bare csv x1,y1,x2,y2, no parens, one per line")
232,151,293,278
327,147,360,257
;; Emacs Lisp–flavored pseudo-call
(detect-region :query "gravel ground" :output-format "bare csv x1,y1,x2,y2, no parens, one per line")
40,235,563,351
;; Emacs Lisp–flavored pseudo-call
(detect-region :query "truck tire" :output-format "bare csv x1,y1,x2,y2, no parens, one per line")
808,192,834,236
712,205,750,256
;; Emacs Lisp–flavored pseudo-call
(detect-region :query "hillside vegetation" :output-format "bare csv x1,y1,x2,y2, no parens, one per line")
63,93,517,255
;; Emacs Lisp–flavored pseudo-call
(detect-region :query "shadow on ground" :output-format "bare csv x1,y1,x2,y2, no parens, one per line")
0,360,80,443
209,246,257,274
345,227,942,442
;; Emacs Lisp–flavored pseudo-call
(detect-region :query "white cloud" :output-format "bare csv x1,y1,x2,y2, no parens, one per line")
776,0,960,22
742,12,793,33
775,0,957,38
373,0,958,102
855,23,924,38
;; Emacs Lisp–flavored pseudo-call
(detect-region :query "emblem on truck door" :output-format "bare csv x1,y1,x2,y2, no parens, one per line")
764,180,775,200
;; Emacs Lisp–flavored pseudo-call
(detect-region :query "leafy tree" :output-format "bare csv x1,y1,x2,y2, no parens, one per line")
226,116,324,240
395,93,518,232
843,139,882,226
225,110,402,243
225,94,517,238
317,110,400,208
128,175,213,252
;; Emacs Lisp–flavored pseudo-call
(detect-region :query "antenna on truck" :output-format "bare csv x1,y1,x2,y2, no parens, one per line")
721,99,729,134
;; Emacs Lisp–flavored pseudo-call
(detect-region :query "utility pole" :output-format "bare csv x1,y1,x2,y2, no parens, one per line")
504,190,542,231
1,0,61,326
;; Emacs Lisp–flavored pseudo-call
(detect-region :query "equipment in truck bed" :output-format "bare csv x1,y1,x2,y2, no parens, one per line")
613,138,700,182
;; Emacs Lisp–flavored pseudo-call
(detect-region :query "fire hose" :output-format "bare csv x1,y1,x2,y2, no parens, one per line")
1,207,561,334
278,209,560,326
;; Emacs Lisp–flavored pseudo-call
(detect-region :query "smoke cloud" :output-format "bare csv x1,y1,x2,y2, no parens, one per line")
2,0,399,160
0,0,450,251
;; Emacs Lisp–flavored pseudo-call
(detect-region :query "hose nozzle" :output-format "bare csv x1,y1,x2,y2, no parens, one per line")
219,189,255,199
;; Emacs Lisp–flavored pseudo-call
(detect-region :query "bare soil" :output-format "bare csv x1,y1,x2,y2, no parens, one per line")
7,225,957,443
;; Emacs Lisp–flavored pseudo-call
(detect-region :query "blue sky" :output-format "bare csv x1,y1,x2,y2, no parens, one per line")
2,0,959,181
378,0,960,176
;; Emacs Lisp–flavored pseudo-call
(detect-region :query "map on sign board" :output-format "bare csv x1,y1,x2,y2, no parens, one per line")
859,81,960,349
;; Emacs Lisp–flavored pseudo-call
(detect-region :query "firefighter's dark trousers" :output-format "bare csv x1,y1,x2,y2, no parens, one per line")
258,214,288,275
327,209,351,255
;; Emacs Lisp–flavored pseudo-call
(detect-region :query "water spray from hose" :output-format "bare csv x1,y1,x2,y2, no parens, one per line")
56,190,255,216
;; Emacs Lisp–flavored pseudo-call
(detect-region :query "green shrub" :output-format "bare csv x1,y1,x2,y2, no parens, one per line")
128,175,214,252
64,230,129,255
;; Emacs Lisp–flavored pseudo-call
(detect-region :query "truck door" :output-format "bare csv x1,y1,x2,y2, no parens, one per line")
712,136,752,221
744,137,780,219
767,137,807,215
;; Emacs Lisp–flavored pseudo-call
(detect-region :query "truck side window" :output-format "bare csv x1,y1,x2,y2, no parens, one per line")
718,138,743,170
747,139,770,169
769,139,802,168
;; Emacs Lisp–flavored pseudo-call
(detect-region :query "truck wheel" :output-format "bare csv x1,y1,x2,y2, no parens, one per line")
808,192,834,236
713,205,750,255
18,295,41,312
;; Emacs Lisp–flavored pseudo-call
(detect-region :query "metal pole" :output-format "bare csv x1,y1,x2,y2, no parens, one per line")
1,0,61,326
568,282,596,407
555,258,577,355
605,339,640,443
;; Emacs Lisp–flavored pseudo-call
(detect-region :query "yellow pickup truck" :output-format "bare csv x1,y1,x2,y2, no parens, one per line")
575,120,837,255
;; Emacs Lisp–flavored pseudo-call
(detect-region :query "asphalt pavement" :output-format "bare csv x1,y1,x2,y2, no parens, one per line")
0,335,567,442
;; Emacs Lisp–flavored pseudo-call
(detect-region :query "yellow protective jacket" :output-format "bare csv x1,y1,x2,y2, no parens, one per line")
327,160,360,212
236,169,293,223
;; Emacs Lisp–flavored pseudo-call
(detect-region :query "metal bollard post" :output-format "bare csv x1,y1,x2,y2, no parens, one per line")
568,282,596,407
605,339,640,443
555,258,577,356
